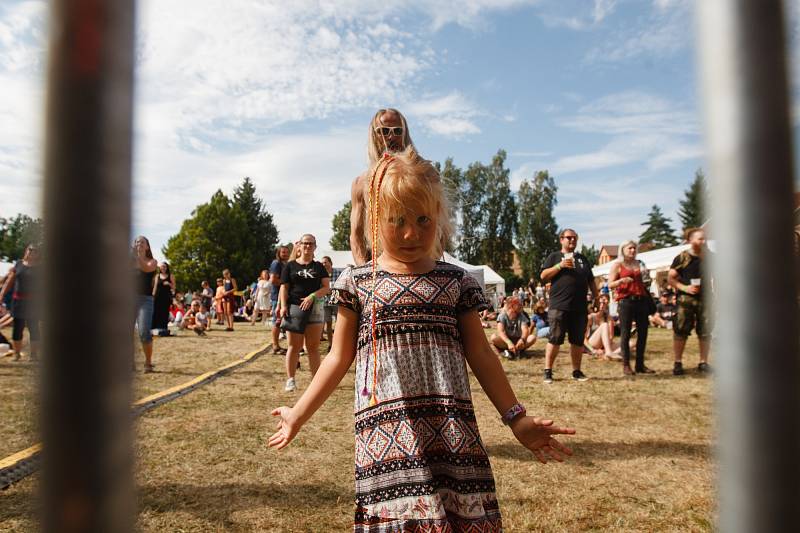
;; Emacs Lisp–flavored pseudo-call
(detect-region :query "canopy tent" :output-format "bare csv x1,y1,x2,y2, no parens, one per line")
0,261,13,277
442,252,484,288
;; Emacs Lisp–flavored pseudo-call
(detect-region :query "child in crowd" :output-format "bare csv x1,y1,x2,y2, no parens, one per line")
195,303,210,334
214,278,225,325
269,148,574,531
169,298,185,326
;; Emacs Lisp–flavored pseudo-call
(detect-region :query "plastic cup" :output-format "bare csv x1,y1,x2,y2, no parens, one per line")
690,278,701,286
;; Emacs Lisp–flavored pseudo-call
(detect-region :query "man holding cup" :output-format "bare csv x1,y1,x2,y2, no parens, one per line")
668,228,712,375
540,228,598,383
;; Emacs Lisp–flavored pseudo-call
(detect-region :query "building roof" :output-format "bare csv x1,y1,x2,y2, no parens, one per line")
600,245,619,257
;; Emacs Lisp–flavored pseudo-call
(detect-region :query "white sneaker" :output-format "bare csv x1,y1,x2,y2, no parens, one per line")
284,377,296,392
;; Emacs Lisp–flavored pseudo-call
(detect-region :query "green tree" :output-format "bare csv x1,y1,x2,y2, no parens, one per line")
479,150,516,271
233,177,280,279
639,204,679,248
677,168,708,235
436,158,462,253
515,170,559,278
163,190,252,291
456,160,488,264
329,201,352,250
580,244,600,267
0,214,43,262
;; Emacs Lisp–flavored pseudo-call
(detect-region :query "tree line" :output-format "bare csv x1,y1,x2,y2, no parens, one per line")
329,153,706,289
1,162,705,293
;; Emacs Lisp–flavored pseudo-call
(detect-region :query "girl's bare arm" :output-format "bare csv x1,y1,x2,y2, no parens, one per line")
268,306,358,449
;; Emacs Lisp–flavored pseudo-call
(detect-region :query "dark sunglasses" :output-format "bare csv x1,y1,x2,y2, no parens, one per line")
561,235,577,240
374,126,404,137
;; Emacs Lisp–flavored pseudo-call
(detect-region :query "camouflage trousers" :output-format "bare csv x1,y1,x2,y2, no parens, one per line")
674,294,712,339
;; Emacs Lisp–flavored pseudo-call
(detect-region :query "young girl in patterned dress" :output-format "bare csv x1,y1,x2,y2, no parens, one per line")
269,148,575,531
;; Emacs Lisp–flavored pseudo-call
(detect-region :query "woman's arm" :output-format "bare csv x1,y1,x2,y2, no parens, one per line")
301,277,331,311
1,269,16,301
459,310,576,463
269,306,358,449
279,283,289,317
169,274,176,293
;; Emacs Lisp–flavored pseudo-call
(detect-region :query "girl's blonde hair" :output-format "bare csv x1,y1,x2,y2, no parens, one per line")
363,147,453,260
617,240,638,260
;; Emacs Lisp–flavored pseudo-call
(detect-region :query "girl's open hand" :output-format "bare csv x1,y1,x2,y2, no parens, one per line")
510,415,576,463
268,406,300,450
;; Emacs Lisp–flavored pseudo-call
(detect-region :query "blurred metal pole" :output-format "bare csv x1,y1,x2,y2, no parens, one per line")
697,2,800,532
41,0,135,531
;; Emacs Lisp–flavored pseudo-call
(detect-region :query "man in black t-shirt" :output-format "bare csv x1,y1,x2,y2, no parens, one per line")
649,293,676,328
539,228,598,383
668,228,712,375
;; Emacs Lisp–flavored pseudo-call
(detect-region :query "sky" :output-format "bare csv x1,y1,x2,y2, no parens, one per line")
1,0,798,260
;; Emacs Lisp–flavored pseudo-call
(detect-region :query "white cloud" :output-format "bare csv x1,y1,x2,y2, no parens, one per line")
405,91,483,138
584,0,692,63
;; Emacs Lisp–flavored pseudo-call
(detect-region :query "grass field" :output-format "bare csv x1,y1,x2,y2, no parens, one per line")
0,322,714,532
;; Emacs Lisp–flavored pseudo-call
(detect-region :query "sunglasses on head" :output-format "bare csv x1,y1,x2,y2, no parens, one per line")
374,126,404,137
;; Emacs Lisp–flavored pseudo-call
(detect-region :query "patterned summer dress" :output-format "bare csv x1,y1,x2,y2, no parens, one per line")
331,261,503,532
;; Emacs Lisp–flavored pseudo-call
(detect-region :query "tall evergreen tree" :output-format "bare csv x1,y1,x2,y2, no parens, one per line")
233,177,280,278
515,170,559,278
329,201,352,250
639,204,679,248
437,158,462,253
456,160,488,264
677,168,708,235
164,190,253,291
480,150,516,271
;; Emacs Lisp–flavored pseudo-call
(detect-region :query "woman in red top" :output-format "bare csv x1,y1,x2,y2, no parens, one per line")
608,241,653,376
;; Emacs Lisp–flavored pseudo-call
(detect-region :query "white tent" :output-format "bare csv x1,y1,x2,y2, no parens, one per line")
442,252,484,288
314,249,358,270
479,264,506,298
0,261,13,277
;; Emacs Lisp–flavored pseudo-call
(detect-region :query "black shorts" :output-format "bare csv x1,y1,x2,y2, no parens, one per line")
547,308,587,346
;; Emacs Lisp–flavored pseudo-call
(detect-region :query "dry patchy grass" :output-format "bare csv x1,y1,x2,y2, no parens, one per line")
0,323,714,531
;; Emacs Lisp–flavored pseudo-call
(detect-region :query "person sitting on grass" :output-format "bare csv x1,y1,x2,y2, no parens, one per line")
531,299,550,339
649,292,675,329
584,294,623,361
195,303,210,334
169,298,185,326
490,296,537,359
181,301,208,336
269,148,575,531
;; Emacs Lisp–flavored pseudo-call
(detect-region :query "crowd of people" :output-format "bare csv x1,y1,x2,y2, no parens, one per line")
0,107,716,531
479,227,712,382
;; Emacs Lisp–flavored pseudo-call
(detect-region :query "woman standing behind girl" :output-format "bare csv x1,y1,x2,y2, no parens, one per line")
151,262,175,336
251,269,272,326
278,234,330,392
608,241,654,376
269,149,574,531
221,269,238,331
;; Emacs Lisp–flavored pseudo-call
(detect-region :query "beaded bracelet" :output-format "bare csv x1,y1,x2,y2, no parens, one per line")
501,403,526,426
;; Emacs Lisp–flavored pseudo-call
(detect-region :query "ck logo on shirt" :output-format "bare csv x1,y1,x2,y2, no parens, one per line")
297,268,316,279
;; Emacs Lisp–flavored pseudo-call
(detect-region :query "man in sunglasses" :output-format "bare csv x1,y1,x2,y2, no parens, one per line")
349,108,416,265
539,229,598,383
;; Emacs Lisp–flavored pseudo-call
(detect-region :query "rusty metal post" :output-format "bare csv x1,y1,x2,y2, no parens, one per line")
697,1,800,531
41,0,136,531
